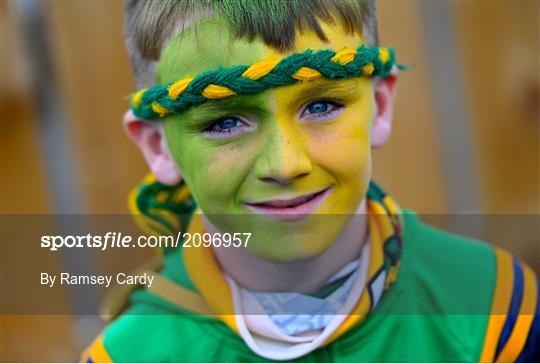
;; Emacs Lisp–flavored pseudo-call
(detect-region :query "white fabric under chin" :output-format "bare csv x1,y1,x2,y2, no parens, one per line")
226,241,370,361
251,257,361,336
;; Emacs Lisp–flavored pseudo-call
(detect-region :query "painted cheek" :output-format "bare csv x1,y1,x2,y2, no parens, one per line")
187,143,255,213
162,122,236,213
322,82,374,177
308,101,374,213
316,110,371,175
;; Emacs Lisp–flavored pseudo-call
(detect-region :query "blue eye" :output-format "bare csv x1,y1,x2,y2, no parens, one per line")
302,100,342,121
307,102,330,114
215,117,239,130
203,115,250,139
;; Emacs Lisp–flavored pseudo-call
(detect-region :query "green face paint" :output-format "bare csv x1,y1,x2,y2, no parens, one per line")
159,19,375,261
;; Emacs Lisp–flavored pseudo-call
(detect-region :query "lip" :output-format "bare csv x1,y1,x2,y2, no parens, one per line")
244,188,331,221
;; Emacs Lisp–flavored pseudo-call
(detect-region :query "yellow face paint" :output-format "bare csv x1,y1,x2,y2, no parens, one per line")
263,21,373,211
160,18,374,261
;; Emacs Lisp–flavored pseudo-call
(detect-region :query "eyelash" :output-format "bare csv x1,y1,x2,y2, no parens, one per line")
201,99,344,139
202,115,250,139
300,99,344,121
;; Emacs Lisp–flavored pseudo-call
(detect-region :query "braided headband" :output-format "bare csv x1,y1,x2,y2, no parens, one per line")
130,44,399,120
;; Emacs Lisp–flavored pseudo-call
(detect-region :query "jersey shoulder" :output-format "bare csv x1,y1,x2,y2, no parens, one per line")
80,288,233,363
82,302,226,362
401,211,539,362
400,210,498,312
478,246,539,362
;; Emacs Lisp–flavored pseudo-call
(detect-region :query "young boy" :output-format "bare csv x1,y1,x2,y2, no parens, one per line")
83,1,538,362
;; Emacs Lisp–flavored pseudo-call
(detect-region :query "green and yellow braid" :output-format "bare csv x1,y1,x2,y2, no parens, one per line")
130,43,400,120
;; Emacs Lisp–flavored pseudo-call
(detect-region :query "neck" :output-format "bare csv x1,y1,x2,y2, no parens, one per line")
207,199,368,294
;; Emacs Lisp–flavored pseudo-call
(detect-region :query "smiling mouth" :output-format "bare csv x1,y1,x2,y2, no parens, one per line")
244,188,331,219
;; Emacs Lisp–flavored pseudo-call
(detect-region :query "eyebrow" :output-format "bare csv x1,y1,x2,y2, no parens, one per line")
188,94,270,123
186,78,362,123
287,79,362,109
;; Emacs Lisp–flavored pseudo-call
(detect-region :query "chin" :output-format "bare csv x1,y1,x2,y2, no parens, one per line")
244,216,349,262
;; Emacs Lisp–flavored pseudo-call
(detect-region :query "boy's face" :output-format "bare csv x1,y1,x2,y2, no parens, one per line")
157,19,378,261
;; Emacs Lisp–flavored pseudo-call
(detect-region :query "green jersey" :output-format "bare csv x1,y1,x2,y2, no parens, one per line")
83,182,539,362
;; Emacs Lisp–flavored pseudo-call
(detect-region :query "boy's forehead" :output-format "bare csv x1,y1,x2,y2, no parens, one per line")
156,18,364,86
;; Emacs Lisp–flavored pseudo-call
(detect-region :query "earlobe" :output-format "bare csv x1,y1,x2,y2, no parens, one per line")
123,111,182,185
371,69,398,148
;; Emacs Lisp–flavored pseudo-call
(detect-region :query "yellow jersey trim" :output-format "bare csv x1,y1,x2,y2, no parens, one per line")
81,336,113,363
480,247,514,362
496,261,538,363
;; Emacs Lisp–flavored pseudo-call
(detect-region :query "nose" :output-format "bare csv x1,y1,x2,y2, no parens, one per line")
254,124,313,184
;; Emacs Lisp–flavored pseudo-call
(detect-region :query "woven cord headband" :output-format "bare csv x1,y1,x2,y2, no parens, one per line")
130,44,400,120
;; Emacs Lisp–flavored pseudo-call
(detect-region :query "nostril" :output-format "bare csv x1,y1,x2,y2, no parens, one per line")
259,172,309,185
259,176,291,185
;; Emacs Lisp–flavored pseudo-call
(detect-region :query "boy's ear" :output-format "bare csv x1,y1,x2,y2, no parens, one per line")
123,111,182,185
371,69,398,148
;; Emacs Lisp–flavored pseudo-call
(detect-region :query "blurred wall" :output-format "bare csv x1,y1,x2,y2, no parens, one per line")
1,1,538,362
